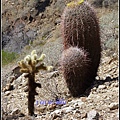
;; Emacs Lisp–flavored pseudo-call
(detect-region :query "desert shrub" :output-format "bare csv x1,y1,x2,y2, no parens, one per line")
92,0,103,7
2,50,18,66
92,0,118,8
99,9,118,57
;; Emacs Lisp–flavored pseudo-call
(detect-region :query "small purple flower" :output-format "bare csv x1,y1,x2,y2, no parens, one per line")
48,100,54,105
40,100,47,105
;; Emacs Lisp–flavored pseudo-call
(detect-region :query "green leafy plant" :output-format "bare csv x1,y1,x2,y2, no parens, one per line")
2,50,18,66
18,50,53,116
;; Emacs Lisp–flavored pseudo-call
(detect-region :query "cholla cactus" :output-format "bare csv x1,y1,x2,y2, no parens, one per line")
18,50,52,73
18,50,53,116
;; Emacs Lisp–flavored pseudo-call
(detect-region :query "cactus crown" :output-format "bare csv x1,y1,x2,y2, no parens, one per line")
18,50,53,73
67,0,84,7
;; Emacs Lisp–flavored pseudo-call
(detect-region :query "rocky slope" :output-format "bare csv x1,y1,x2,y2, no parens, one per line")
2,0,119,120
2,51,119,119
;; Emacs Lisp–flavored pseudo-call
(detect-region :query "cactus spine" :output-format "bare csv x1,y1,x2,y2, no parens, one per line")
18,50,53,115
61,0,101,96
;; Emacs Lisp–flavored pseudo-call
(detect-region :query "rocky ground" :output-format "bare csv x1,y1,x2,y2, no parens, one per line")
2,49,119,120
2,0,119,120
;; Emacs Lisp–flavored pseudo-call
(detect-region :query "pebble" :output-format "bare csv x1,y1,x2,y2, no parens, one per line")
77,101,84,108
87,109,99,120
108,103,118,110
3,84,14,92
110,82,118,87
95,76,100,80
51,109,61,115
47,104,56,111
23,86,29,92
46,71,59,78
49,113,61,119
92,87,97,92
4,91,11,96
98,85,106,89
68,99,83,104
81,97,87,102
61,104,69,108
73,109,81,114
81,112,87,119
61,106,75,113
8,76,15,83
22,81,28,87
117,112,119,118
11,108,20,115
36,106,46,113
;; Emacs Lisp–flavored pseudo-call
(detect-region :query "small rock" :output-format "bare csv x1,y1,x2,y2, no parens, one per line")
46,71,59,78
23,86,29,92
87,109,99,120
108,103,118,110
49,113,61,119
47,104,56,111
73,111,81,118
73,103,79,107
14,76,22,84
22,81,28,87
98,85,106,89
61,104,69,108
3,84,14,92
110,82,118,87
92,87,97,92
81,112,87,119
11,108,20,115
4,91,11,96
95,76,100,80
36,106,46,113
73,110,81,114
51,109,61,114
67,97,72,102
81,97,87,102
12,66,22,78
77,101,84,107
117,112,119,118
18,112,25,117
68,99,82,104
61,106,75,113
8,76,15,83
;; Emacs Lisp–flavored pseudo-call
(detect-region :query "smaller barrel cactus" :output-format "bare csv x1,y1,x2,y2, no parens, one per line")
18,50,53,116
60,47,90,97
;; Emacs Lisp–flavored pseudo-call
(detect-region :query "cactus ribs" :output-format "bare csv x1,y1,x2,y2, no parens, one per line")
60,0,101,97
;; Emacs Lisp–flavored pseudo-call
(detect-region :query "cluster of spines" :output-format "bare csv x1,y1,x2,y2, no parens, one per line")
18,50,53,73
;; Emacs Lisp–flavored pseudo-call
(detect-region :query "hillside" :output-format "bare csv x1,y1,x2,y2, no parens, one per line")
2,0,119,120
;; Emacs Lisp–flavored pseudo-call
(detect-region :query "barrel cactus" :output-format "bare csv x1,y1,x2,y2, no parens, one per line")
60,0,101,96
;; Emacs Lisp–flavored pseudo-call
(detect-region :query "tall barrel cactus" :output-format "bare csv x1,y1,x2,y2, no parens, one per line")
60,0,101,97
18,50,53,115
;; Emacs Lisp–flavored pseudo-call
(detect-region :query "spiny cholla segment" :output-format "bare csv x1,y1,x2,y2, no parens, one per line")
18,50,53,73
